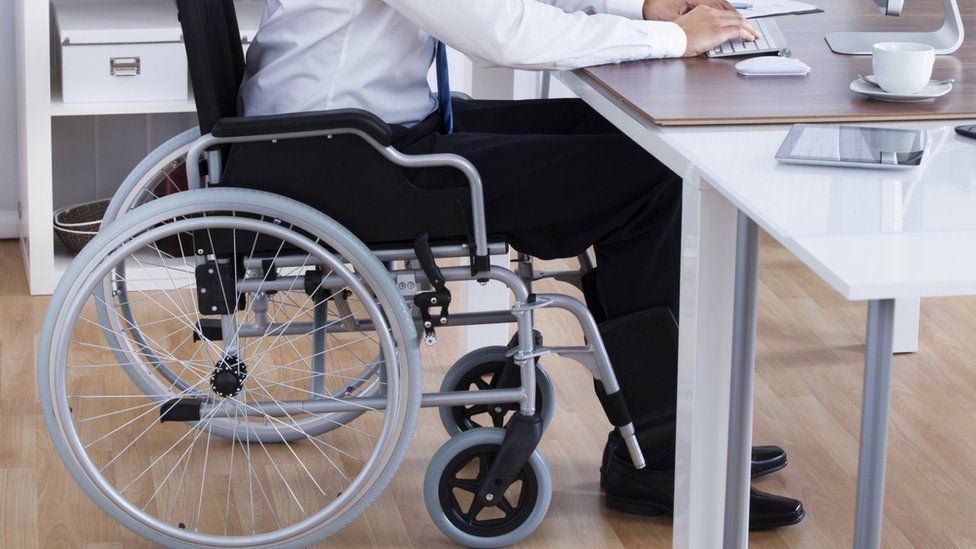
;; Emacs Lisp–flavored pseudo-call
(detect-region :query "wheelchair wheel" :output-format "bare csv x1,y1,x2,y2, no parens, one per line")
439,346,555,437
97,127,384,437
423,428,552,548
38,188,421,547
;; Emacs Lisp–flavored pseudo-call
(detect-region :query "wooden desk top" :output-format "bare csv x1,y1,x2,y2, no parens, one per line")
579,0,976,126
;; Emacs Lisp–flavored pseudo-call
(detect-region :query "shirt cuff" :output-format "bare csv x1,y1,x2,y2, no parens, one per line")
643,21,687,58
605,0,645,20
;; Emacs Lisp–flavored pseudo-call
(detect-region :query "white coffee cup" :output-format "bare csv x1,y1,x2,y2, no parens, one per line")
872,42,935,94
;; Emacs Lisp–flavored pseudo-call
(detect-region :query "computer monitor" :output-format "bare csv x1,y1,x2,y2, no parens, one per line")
825,0,964,55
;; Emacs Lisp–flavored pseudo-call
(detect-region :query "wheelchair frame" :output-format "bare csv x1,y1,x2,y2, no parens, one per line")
179,127,646,470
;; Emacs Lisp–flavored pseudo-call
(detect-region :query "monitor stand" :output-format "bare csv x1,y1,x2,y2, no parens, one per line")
825,0,964,55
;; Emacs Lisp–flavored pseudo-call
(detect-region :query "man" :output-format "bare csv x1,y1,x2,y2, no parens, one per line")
240,0,804,529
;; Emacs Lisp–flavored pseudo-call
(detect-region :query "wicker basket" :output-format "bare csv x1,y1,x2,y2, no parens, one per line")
54,199,111,255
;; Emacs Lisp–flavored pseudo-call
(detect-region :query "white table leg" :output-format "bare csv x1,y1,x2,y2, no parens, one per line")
892,297,920,354
674,173,739,549
723,212,760,549
854,299,896,549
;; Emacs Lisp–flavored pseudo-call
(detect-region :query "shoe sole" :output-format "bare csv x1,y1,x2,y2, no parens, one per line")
750,509,806,531
604,494,673,517
752,457,788,480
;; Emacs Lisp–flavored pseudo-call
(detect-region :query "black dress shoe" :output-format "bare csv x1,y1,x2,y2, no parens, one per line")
602,431,788,481
600,433,805,530
752,444,789,478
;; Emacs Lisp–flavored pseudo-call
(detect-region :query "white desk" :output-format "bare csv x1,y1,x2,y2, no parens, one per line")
558,69,976,549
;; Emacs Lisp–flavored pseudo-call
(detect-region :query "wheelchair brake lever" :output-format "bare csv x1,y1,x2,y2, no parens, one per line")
413,233,452,346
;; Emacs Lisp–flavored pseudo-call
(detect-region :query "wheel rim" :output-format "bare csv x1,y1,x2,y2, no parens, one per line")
46,208,411,546
437,443,538,538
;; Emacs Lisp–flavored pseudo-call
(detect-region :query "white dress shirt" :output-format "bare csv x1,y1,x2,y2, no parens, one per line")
240,0,688,125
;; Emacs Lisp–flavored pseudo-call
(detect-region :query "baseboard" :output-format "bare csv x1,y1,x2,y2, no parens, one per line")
0,210,18,240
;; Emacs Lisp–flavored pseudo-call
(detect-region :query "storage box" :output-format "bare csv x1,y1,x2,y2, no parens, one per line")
54,1,189,104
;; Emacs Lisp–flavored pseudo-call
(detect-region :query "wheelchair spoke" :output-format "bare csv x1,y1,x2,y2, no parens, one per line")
243,379,330,496
232,395,369,466
141,404,221,508
192,416,215,532
245,371,381,414
248,379,376,444
83,379,210,452
238,276,339,368
74,399,165,424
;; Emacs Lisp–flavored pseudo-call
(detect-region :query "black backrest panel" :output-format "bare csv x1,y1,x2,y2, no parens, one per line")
176,0,246,134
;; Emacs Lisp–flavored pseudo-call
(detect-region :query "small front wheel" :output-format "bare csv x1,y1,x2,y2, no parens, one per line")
439,346,555,437
423,428,552,548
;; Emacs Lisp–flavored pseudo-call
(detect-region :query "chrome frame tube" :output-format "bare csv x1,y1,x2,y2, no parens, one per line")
201,388,527,418
241,242,507,270
235,310,518,338
311,297,328,396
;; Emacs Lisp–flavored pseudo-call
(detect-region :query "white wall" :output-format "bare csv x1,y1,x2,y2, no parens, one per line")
0,0,19,238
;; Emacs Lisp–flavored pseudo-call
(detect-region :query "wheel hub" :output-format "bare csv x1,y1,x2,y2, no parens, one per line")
210,356,247,398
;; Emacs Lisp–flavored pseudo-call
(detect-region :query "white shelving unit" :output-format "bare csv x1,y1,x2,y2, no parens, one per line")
16,0,206,295
50,87,197,118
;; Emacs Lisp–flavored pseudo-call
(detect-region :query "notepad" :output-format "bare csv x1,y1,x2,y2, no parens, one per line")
737,0,821,19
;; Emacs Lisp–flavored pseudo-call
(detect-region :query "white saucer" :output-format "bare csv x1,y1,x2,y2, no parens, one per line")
850,76,953,103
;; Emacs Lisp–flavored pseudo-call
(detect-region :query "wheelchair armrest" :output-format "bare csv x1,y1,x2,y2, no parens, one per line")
211,108,394,147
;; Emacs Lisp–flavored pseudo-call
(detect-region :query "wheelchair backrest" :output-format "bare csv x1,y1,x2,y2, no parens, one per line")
176,0,247,135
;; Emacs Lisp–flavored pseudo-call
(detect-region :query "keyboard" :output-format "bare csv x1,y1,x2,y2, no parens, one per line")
706,18,789,58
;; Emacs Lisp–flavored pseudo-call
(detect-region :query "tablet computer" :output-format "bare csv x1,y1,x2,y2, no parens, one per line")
776,124,927,170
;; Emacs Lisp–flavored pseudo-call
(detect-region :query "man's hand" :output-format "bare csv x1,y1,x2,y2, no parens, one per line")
642,0,736,22
675,5,760,56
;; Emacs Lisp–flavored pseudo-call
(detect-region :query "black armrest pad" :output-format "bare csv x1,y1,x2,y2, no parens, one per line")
211,108,394,146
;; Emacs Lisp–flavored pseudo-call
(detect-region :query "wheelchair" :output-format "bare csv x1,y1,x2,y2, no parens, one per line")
37,1,647,547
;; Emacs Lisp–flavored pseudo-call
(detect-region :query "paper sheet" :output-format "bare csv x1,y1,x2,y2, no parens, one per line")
737,0,821,19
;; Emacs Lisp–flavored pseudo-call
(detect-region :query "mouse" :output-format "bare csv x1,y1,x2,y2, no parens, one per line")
735,56,811,76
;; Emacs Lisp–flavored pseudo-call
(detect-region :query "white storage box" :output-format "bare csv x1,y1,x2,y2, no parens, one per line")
236,0,266,56
54,1,189,104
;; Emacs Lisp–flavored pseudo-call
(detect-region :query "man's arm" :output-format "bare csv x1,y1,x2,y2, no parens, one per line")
383,0,688,70
542,0,648,19
546,0,736,21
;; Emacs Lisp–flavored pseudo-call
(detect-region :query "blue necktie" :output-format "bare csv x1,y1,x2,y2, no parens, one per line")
435,41,454,134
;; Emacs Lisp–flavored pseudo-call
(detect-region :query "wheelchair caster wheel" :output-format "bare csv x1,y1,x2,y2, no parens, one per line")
424,428,552,548
439,346,555,437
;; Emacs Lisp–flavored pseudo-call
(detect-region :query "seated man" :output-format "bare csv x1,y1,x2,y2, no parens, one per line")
240,0,804,529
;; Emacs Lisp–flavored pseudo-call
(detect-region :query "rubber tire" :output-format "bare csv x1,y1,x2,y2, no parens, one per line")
423,428,552,549
102,126,201,227
38,187,422,548
438,346,555,437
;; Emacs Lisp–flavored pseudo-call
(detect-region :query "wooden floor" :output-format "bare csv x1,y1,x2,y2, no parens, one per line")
3,236,976,548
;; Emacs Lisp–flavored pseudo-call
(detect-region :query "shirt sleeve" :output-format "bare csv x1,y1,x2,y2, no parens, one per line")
544,0,646,19
380,0,687,70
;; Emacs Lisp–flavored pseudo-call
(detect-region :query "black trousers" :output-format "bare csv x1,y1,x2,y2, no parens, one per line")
397,99,682,448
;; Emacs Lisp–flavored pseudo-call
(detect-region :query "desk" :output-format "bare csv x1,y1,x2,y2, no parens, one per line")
557,2,976,545
581,0,976,125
